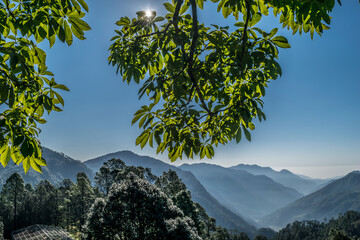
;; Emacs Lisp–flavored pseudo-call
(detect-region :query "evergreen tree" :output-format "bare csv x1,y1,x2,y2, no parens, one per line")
94,158,125,195
0,218,3,240
327,229,353,240
0,173,25,235
85,173,200,240
95,158,157,195
58,179,75,230
156,170,202,233
70,172,95,231
34,180,61,226
21,183,35,227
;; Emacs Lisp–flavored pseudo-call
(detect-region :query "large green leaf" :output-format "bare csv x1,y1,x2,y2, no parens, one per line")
272,36,291,48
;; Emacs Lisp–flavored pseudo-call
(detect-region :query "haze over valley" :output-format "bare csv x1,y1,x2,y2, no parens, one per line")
1,147,359,235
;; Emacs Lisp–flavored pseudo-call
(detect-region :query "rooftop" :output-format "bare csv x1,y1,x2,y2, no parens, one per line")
11,225,73,240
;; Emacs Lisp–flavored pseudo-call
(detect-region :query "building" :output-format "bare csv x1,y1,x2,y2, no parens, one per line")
11,225,73,240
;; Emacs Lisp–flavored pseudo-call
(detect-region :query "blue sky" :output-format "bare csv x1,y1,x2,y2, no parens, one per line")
39,0,360,178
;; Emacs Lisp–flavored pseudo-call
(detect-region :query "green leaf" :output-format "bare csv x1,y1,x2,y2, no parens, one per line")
116,17,130,26
35,158,47,166
69,17,91,31
35,47,47,64
23,157,30,174
154,16,165,22
235,22,245,27
64,21,73,46
76,0,89,12
138,115,147,128
37,26,48,42
57,24,66,42
71,24,85,40
71,0,81,11
200,146,206,159
164,3,175,13
248,122,255,130
243,126,251,141
303,23,310,33
0,85,9,103
20,140,33,158
250,13,262,27
136,130,150,149
206,145,214,158
11,148,23,165
180,2,190,14
235,128,242,143
30,158,42,173
149,132,154,148
53,84,70,91
49,33,56,48
196,0,204,9
54,91,64,106
0,147,11,167
222,6,232,18
132,113,145,125
272,36,291,48
269,28,278,38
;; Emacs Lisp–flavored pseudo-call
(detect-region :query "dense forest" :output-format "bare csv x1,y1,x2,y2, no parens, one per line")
272,211,360,240
0,159,259,239
0,159,359,240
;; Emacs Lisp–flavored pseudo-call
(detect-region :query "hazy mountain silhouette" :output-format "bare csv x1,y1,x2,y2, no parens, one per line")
230,164,329,195
84,151,258,235
0,147,93,187
261,171,360,228
179,163,303,220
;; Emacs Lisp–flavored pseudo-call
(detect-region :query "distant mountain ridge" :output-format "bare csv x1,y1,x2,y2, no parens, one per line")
3,146,358,237
230,164,329,195
261,171,360,228
0,147,93,187
179,163,303,220
0,148,258,236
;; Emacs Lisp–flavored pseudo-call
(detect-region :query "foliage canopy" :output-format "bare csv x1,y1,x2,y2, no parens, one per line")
0,0,90,172
109,0,351,161
1,0,357,172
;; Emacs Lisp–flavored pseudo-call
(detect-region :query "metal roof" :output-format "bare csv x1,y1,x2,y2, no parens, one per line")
11,224,73,240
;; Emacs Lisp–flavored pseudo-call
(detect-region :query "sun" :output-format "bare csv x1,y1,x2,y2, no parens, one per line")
145,10,153,17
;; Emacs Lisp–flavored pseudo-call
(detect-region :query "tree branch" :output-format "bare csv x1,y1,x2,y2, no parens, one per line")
5,0,17,20
173,0,184,31
187,0,212,116
239,0,251,68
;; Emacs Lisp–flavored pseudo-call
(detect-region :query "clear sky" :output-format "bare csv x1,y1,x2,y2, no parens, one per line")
39,0,360,179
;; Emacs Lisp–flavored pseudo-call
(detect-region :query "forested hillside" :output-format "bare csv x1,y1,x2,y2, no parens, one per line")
262,171,360,228
272,211,360,240
85,151,259,235
179,163,302,219
2,148,360,239
0,159,270,239
0,147,93,187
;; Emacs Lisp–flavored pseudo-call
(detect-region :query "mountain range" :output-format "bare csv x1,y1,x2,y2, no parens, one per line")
230,164,329,195
261,171,360,228
1,147,359,237
179,163,302,220
84,151,258,235
0,147,93,187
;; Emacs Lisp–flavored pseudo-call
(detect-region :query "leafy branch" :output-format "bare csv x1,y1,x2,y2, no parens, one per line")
109,0,353,161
